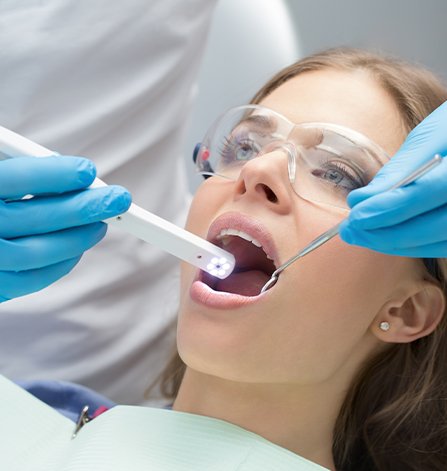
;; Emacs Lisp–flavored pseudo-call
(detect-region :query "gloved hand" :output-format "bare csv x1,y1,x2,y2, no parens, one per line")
339,101,447,257
0,156,131,303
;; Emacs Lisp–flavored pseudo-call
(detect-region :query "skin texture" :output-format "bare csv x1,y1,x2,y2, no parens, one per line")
173,69,445,470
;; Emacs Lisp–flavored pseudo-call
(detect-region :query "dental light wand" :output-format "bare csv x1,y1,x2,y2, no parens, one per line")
0,125,235,279
261,154,443,293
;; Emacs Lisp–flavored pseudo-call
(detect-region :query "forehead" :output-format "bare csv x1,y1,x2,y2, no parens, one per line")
258,69,405,156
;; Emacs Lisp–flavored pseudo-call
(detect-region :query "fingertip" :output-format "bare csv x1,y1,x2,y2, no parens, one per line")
347,186,373,208
36,255,83,291
77,186,131,224
74,157,97,187
58,255,83,277
72,221,108,249
92,221,108,242
110,185,132,213
344,203,372,231
340,224,385,252
339,221,354,245
78,221,108,248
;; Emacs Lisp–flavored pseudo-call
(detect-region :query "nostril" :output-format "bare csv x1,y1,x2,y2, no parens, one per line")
257,183,278,203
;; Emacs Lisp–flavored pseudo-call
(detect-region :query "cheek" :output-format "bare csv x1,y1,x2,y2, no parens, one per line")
223,245,396,385
278,201,395,313
264,236,402,382
285,241,398,325
265,211,402,382
184,182,216,235
282,204,394,325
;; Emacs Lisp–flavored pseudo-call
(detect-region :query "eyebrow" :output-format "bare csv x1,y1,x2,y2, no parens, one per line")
316,141,384,171
238,114,276,132
308,126,387,167
339,137,385,167
238,115,388,166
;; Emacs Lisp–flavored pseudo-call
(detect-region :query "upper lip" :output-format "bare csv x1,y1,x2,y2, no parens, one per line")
206,211,280,268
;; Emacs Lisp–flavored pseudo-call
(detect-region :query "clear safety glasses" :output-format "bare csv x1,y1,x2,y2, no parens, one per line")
193,105,390,209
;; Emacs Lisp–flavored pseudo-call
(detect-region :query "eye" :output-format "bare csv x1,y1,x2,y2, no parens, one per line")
235,139,258,160
311,160,364,192
221,136,260,163
323,167,344,184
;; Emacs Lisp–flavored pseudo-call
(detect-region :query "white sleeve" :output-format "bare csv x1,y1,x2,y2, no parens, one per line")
0,0,216,405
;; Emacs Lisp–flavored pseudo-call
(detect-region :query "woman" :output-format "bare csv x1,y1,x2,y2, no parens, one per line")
11,48,447,470
158,48,447,470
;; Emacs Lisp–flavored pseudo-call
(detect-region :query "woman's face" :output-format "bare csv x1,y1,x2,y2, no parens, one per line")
177,69,421,385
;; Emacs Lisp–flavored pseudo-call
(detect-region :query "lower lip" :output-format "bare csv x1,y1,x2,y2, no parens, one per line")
190,278,267,310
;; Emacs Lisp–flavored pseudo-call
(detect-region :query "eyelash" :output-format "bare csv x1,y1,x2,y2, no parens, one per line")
216,139,365,192
318,159,364,189
220,136,259,163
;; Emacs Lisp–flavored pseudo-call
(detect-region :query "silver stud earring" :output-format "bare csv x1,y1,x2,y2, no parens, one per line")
379,321,390,332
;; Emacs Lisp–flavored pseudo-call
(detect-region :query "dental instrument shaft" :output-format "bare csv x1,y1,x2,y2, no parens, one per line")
261,154,443,293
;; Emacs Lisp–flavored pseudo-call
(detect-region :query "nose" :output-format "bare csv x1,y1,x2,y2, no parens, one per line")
232,147,294,214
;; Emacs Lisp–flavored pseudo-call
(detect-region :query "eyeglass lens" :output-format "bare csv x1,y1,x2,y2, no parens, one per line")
196,107,387,209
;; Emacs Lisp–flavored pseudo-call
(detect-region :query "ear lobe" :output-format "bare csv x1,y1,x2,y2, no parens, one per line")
373,282,445,343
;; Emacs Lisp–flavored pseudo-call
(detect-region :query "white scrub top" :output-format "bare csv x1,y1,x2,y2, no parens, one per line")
0,0,216,405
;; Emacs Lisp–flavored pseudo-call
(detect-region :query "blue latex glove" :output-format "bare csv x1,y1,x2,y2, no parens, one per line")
339,101,447,257
0,156,131,302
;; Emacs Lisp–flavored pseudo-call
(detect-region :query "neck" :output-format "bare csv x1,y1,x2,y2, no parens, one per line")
173,368,343,470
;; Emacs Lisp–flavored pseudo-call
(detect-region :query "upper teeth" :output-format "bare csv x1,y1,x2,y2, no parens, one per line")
218,229,262,247
217,229,273,261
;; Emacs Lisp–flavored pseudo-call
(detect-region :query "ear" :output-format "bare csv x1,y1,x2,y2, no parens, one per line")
372,281,445,343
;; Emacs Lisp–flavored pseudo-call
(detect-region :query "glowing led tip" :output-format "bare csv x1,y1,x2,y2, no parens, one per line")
206,256,232,278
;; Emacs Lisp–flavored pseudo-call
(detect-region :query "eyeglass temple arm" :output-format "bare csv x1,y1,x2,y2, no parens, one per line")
193,142,215,179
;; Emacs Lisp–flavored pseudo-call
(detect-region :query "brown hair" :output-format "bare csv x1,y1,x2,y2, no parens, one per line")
150,48,447,470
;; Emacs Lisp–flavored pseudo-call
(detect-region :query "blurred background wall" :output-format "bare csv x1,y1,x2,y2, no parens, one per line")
185,0,447,191
286,0,446,80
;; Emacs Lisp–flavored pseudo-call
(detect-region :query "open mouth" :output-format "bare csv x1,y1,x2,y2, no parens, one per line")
201,229,276,297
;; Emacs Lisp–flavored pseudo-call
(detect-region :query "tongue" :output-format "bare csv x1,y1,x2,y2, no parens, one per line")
214,270,269,296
